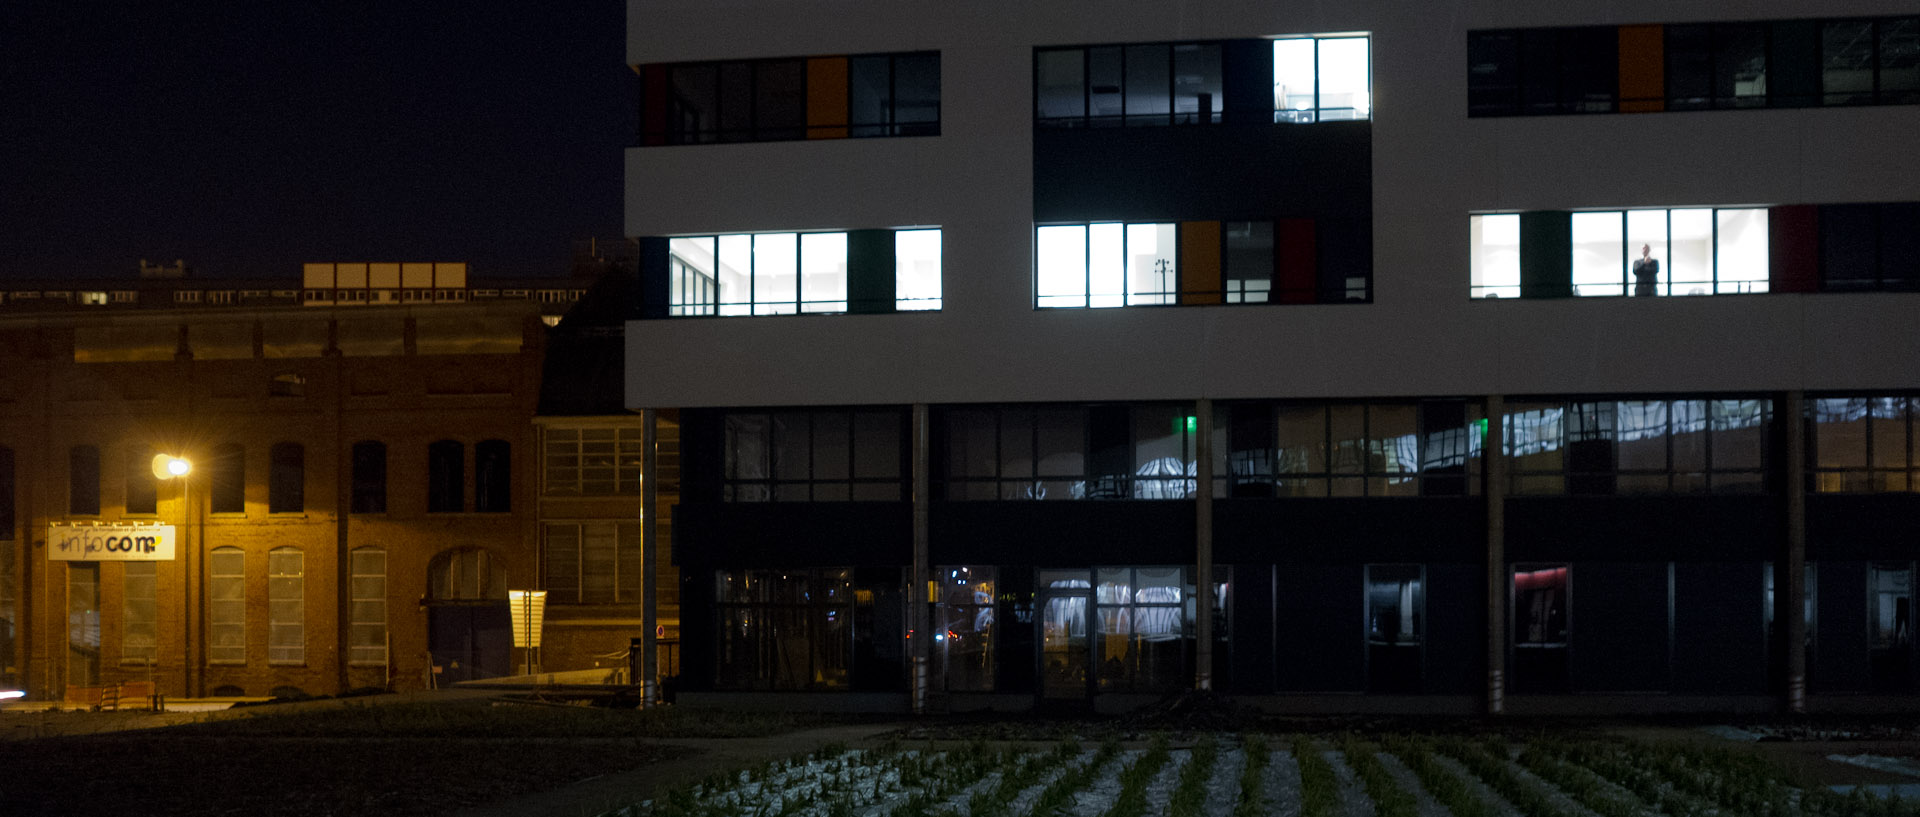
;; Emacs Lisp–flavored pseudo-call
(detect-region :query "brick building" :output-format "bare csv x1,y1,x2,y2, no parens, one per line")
0,277,622,700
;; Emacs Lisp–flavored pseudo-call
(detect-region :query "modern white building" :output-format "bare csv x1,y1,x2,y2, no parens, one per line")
623,1,1920,713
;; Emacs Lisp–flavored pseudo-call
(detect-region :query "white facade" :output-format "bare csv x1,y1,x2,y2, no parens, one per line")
624,0,1920,410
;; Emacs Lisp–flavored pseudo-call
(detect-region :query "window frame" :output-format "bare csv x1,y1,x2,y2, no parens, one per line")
208,547,246,665
268,442,304,514
267,547,304,666
348,548,387,667
543,426,645,496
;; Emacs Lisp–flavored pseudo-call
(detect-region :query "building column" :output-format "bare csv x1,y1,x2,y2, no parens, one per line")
911,403,931,714
640,409,660,707
1485,395,1506,715
1194,399,1214,691
1783,391,1808,714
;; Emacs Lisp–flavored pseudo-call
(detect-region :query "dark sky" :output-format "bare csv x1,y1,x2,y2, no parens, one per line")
0,2,631,281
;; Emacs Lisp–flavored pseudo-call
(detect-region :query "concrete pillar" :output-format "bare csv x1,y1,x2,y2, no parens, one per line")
1485,395,1506,715
1784,391,1807,714
641,409,660,706
911,403,931,714
1194,399,1214,692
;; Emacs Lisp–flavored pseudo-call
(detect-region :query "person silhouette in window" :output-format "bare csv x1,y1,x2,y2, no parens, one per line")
1632,244,1660,297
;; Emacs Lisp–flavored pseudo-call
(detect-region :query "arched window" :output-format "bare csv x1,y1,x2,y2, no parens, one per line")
428,547,504,601
208,547,246,664
268,547,304,665
69,445,100,515
428,440,464,513
475,439,510,513
269,443,304,513
210,443,245,514
349,548,387,666
351,441,387,514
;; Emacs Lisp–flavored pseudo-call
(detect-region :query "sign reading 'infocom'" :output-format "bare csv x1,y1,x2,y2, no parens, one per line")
48,525,176,561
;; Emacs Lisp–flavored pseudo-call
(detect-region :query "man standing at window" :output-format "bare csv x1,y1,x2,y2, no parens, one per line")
1633,244,1660,297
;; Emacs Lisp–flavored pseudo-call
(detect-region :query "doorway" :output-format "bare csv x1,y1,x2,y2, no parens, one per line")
425,548,510,684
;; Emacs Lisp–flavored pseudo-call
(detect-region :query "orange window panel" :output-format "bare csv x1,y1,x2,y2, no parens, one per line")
1179,221,1223,305
807,57,850,138
1618,25,1664,113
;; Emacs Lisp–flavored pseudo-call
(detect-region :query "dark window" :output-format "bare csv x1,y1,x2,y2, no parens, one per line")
269,373,304,397
0,446,14,538
428,547,504,601
1881,18,1920,105
427,440,463,513
1820,202,1920,293
724,409,904,501
69,445,100,515
269,442,304,513
125,446,157,515
474,439,510,513
1467,31,1520,116
1666,24,1715,110
1237,401,1481,498
1811,396,1917,493
713,568,855,691
351,441,387,514
753,59,805,140
648,52,939,145
1715,23,1768,109
934,566,997,692
1823,20,1877,106
938,403,1203,500
209,443,245,514
1123,43,1171,125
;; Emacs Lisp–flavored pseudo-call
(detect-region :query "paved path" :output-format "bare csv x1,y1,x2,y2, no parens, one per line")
456,721,908,817
0,688,500,741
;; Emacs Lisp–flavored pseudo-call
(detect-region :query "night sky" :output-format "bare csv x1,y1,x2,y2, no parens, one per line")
0,2,631,281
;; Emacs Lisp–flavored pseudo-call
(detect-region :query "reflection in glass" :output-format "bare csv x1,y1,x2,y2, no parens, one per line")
934,566,996,692
1037,50,1086,122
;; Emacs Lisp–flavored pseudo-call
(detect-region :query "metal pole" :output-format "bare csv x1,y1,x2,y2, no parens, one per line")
640,409,660,707
1194,400,1214,691
911,403,931,715
1485,396,1506,715
1783,391,1807,714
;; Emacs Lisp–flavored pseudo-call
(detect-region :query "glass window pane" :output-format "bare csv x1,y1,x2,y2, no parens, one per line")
892,53,941,134
1329,405,1365,477
772,414,810,481
1881,18,1920,104
1037,49,1087,122
1872,397,1911,470
668,64,719,143
1666,25,1714,110
1625,210,1670,297
1035,409,1085,479
1470,214,1521,298
1273,39,1317,122
1572,212,1626,297
1824,21,1877,105
1172,43,1222,124
799,232,848,313
1468,31,1519,116
1276,406,1327,475
1318,37,1371,120
849,56,891,137
1369,405,1420,495
1712,399,1769,470
1716,209,1770,294
717,234,754,315
1001,408,1036,480
1224,221,1274,303
946,409,998,480
895,229,943,311
754,59,805,140
1131,405,1192,499
1036,225,1089,308
813,412,850,481
1669,209,1715,295
668,237,718,316
1088,47,1123,124
718,62,753,141
1125,223,1177,306
1616,400,1670,475
1089,223,1126,308
1716,24,1768,108
1124,44,1170,125
752,233,799,315
853,411,901,479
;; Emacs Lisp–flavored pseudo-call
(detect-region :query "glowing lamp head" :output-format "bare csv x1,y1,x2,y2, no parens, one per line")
152,454,192,479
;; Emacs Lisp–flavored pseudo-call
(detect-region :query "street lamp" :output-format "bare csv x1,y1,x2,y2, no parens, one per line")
152,454,192,701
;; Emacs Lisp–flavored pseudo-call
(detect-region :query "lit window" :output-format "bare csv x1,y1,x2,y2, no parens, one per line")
208,547,245,664
1274,36,1372,122
173,291,202,304
1812,396,1918,493
1471,208,1770,298
78,291,108,305
110,291,137,303
895,229,943,311
268,548,304,665
349,549,387,666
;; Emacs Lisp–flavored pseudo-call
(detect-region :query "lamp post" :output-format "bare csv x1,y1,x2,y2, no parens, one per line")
152,455,191,698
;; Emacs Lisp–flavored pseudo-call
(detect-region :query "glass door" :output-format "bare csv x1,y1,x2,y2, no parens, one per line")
1037,569,1091,699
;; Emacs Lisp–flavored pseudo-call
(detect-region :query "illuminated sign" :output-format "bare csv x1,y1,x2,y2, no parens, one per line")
47,525,176,561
